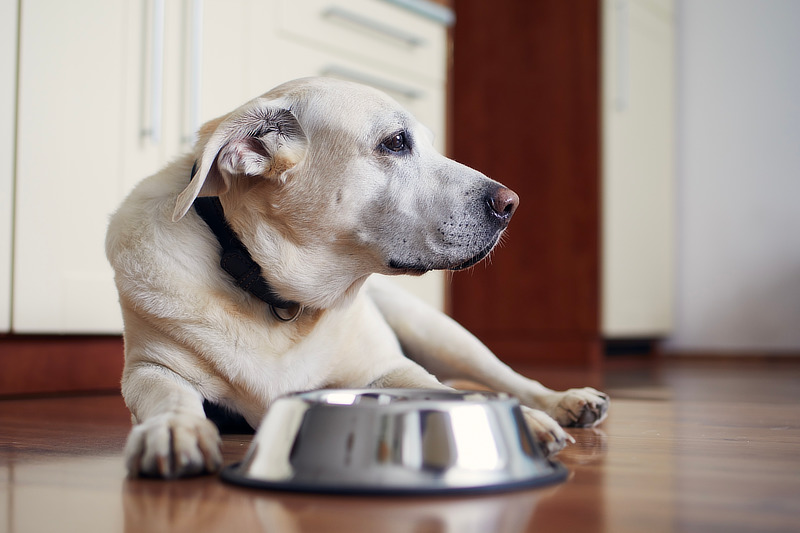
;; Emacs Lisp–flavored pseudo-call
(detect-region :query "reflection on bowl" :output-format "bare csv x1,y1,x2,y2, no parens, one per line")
221,389,568,495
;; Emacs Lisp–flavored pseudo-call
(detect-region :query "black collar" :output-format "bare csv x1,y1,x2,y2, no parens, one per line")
190,163,303,321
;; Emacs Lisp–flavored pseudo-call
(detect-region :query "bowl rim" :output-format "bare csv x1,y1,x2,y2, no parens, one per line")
283,388,518,408
220,459,569,496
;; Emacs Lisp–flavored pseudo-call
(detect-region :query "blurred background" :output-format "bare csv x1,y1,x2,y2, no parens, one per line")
1,0,798,395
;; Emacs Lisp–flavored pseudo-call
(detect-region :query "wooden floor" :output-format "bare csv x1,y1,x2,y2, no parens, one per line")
1,357,799,533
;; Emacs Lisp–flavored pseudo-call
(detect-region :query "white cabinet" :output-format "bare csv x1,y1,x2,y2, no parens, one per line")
276,0,447,84
0,0,17,333
602,0,675,338
9,0,451,333
12,0,270,333
14,0,131,333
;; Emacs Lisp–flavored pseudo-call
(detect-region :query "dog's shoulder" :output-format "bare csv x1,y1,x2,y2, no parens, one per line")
108,160,192,248
106,158,220,295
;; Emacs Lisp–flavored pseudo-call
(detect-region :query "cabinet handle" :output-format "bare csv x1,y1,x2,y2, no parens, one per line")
322,6,425,47
143,0,165,144
321,65,423,100
614,0,629,112
185,0,203,145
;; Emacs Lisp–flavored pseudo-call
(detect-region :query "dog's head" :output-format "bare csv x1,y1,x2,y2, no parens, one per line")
173,77,518,308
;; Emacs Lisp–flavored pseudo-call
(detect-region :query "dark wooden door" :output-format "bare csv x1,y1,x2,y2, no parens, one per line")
448,0,602,368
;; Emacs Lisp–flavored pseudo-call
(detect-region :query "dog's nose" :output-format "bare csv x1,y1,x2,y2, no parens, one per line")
487,186,520,220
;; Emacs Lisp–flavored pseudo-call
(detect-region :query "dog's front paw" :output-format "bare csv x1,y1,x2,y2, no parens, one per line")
545,388,610,428
520,406,575,457
125,413,222,478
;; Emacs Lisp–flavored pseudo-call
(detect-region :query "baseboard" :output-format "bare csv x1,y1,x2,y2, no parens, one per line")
604,338,660,357
0,335,124,397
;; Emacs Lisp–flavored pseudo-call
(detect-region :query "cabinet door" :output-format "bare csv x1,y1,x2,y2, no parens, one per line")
120,0,264,193
602,0,674,337
276,0,447,83
0,0,17,333
13,0,279,333
197,0,274,122
14,0,131,333
119,0,167,195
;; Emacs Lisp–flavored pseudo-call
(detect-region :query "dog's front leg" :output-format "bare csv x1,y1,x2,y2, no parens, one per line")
368,361,450,390
366,278,609,433
122,362,222,478
368,360,573,457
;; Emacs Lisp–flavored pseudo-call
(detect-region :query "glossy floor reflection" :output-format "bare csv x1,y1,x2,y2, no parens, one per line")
2,357,799,533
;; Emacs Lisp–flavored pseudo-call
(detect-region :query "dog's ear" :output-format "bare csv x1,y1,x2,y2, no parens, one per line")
172,100,308,221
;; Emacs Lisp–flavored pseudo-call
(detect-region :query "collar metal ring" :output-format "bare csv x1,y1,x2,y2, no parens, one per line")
270,304,304,323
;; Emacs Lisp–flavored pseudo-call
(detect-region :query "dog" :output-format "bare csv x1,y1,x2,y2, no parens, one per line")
106,77,609,478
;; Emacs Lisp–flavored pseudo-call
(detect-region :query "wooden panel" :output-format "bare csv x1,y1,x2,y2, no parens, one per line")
0,335,123,396
449,0,602,367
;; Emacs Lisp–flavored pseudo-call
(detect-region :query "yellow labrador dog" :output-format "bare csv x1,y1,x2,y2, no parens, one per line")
106,77,608,478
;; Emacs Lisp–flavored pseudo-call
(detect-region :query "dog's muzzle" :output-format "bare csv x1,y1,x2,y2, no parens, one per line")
389,184,519,274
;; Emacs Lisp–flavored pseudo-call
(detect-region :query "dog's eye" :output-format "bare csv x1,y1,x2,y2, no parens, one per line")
381,132,407,153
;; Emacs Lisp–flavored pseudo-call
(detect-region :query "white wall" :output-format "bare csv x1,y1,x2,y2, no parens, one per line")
667,0,800,352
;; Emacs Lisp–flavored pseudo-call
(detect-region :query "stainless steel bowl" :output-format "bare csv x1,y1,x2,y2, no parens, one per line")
221,389,568,495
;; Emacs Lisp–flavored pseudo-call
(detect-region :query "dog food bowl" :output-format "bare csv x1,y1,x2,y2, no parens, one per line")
221,389,568,495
